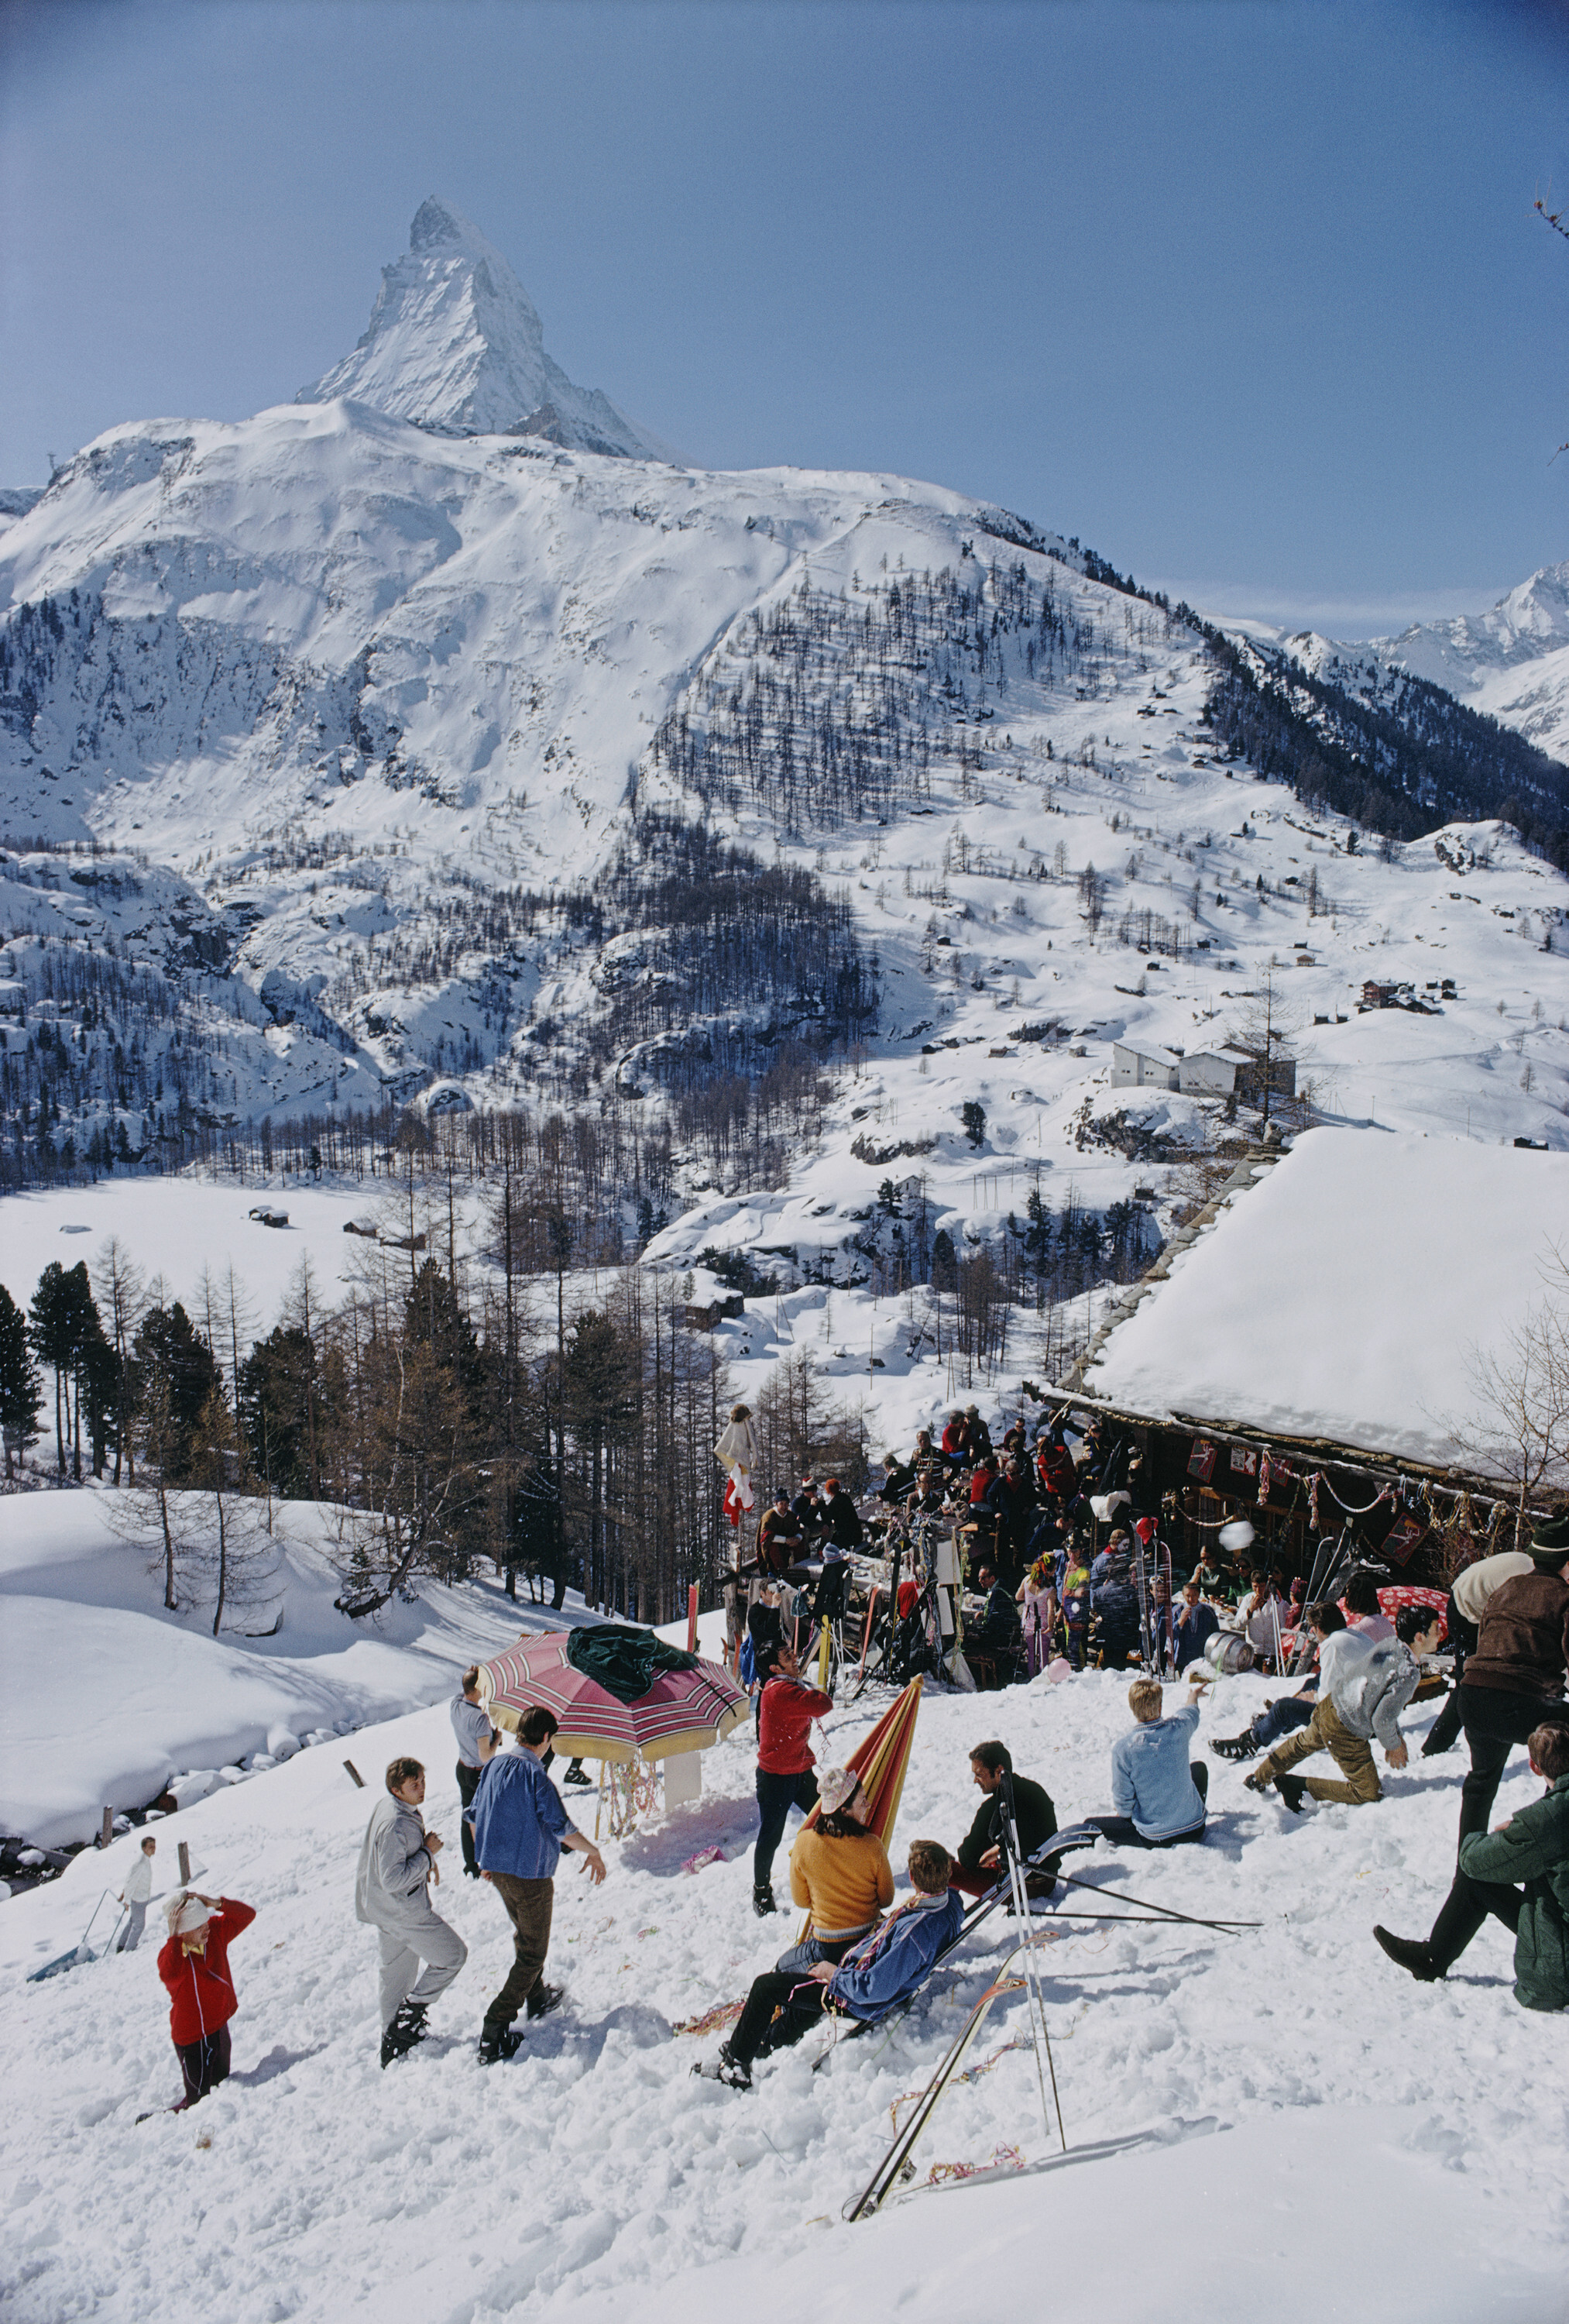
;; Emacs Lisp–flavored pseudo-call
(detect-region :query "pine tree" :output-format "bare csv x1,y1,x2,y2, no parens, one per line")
0,1284,43,1478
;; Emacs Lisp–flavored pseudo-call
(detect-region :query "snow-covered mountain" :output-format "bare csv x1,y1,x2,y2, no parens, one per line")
1288,563,1569,761
296,197,671,459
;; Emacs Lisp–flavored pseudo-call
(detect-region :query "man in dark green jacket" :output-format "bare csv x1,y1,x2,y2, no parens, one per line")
1374,1721,1569,2010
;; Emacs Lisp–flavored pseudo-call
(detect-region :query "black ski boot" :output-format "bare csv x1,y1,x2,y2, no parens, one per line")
1210,1731,1260,1761
563,1758,593,1788
379,2002,427,2068
1275,1773,1308,1814
692,2043,752,2090
478,2025,525,2066
752,1882,776,1917
1374,1926,1440,1982
526,1982,565,2021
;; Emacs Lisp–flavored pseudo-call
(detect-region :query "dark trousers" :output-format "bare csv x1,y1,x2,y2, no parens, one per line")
1429,1865,1524,1974
949,1863,1058,1900
729,1967,827,2067
754,1768,818,1887
482,1872,554,2034
174,2022,231,2109
1088,1762,1207,1849
455,1760,481,1875
1457,1686,1567,1844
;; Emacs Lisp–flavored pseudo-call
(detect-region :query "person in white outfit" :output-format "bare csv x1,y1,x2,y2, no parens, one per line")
355,1755,468,2068
116,1834,156,1951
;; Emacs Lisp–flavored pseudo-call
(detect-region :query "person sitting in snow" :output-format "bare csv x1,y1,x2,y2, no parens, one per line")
1374,1721,1569,2007
1083,1678,1209,1849
949,1739,1059,1898
156,1889,256,2109
355,1755,469,2068
694,1840,963,2089
782,1768,894,1965
1245,1602,1439,1814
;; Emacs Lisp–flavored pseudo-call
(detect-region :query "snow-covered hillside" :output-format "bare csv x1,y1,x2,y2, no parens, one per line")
1288,562,1569,762
2,1660,1564,2324
297,197,671,458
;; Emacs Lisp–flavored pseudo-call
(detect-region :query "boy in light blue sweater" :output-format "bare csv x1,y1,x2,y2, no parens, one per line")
1087,1679,1209,1848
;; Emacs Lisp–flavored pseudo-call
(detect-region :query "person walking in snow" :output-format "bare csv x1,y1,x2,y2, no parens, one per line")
156,1891,256,2109
1440,1515,1569,1841
116,1834,156,1951
1245,1602,1439,1813
355,1755,469,2068
753,1643,832,1917
451,1666,495,1879
469,1707,606,2066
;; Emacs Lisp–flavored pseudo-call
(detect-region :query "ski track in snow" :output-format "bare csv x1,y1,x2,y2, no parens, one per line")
2,1667,1564,2324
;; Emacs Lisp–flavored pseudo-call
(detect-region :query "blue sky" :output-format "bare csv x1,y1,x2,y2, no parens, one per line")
2,0,1565,634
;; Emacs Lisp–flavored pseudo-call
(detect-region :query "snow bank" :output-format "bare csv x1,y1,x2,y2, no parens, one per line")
1,1669,1562,2324
0,1490,585,1844
1084,1127,1569,1466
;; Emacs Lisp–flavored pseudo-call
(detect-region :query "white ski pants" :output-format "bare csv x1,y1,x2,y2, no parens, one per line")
373,1893,468,2027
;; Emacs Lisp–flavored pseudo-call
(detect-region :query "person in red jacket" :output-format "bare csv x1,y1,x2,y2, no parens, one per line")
754,1645,833,1917
156,1890,256,2110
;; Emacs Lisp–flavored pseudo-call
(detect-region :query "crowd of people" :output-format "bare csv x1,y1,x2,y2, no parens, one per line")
139,1452,1569,2109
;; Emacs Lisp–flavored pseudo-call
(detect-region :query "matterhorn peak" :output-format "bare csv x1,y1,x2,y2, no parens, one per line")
297,198,667,459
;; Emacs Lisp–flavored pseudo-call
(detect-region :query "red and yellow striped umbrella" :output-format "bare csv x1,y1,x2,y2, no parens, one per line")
803,1675,924,1848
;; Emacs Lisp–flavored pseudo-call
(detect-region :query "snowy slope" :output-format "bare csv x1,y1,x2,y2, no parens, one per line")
1287,563,1569,761
297,197,670,458
1,1669,1563,2324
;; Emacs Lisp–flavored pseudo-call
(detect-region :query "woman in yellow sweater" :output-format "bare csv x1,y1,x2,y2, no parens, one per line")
781,1767,895,1970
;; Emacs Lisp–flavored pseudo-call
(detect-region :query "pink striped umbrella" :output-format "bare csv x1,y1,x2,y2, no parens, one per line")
479,1631,748,1764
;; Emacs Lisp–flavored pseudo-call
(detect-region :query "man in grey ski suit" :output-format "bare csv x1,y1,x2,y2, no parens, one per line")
355,1754,468,2065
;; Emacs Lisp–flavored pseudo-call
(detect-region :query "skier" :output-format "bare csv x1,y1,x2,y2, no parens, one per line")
1245,1602,1438,1813
115,1834,156,1951
451,1666,495,1879
695,1840,963,2089
1084,1679,1209,1848
355,1755,469,2068
469,1707,606,2065
156,1891,256,2109
752,1642,832,1916
1374,1721,1569,2007
949,1740,1058,1897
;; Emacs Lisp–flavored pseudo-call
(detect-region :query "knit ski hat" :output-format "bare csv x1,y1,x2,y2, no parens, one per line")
1528,1510,1569,1559
166,1891,211,1939
817,1767,867,1820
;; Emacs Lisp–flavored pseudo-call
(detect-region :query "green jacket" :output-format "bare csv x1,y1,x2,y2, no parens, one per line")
1457,1771,1569,2013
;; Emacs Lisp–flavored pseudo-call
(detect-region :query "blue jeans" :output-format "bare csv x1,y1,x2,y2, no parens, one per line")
1251,1693,1316,1748
754,1768,818,1888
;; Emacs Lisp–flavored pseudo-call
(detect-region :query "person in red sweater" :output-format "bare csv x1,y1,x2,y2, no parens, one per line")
156,1890,256,2110
754,1645,832,1917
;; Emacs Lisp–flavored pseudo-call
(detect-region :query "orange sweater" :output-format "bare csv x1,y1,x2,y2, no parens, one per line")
789,1827,894,1937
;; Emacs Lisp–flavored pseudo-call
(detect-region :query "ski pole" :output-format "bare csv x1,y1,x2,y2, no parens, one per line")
1046,1862,1259,1930
1001,1772,1067,2154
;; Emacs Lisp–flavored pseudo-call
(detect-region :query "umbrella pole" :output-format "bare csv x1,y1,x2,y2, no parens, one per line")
595,1760,606,1844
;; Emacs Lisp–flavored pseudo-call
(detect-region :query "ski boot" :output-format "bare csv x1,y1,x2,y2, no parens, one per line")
1275,1773,1308,1814
562,1758,593,1789
526,1982,565,2021
752,1882,776,1917
1373,1927,1440,1982
477,2025,525,2067
692,2044,752,2091
379,2000,428,2068
1210,1731,1260,1761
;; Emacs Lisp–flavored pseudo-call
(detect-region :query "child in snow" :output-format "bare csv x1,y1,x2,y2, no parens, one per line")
116,1834,156,1951
156,1891,256,2109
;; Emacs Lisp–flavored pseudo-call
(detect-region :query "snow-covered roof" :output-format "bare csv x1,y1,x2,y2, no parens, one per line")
1083,1127,1569,1470
1114,1040,1181,1070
